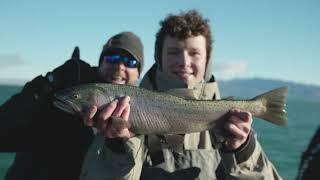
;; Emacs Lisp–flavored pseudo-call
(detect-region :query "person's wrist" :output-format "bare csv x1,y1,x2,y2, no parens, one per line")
220,131,256,163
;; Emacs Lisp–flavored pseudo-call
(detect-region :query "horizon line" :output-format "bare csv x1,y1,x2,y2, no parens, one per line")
0,77,319,88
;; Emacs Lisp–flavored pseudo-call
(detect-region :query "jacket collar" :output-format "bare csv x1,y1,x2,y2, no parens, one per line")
140,64,220,100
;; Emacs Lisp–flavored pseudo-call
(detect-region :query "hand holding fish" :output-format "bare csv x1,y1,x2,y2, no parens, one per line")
83,96,135,139
224,109,253,150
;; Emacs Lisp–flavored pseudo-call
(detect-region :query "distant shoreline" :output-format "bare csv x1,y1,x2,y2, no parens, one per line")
1,77,320,103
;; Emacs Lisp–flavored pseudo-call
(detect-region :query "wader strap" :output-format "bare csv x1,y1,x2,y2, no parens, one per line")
147,64,158,90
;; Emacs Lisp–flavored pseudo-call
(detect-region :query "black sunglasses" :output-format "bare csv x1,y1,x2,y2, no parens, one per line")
103,54,139,68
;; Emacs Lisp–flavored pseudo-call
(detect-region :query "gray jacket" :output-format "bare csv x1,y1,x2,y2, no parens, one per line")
80,65,282,180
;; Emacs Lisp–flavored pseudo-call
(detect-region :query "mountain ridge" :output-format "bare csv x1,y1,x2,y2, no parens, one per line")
218,78,320,103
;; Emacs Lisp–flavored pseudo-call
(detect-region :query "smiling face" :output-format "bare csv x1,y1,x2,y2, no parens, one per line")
98,49,139,85
161,35,207,85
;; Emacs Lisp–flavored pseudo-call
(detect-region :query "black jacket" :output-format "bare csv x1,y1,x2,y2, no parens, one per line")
297,126,320,180
0,66,99,180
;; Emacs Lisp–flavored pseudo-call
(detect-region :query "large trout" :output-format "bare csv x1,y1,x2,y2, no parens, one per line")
53,83,288,135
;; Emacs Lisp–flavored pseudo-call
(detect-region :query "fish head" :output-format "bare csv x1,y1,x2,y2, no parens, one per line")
53,84,109,115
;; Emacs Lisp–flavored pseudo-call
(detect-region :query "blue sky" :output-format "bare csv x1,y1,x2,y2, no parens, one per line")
0,0,319,85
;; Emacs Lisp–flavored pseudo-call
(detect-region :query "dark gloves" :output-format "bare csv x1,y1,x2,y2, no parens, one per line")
0,47,95,151
3,46,95,113
1,46,95,125
46,46,95,92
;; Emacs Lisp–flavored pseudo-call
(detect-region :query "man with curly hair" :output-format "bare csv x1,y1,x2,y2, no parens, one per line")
81,10,282,180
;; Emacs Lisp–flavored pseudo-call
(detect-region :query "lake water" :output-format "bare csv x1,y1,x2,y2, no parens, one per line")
0,87,319,180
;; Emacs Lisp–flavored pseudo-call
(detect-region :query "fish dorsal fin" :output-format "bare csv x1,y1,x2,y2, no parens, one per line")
166,88,200,100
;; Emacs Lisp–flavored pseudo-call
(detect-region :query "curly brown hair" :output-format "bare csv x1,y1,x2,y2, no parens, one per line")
155,9,213,67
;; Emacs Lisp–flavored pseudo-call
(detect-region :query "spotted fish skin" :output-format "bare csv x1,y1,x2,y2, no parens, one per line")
53,83,288,135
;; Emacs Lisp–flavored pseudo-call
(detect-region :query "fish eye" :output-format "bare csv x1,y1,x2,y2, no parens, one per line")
73,94,80,99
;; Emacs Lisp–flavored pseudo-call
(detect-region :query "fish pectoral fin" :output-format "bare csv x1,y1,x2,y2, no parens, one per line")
109,116,130,129
166,88,200,100
164,134,185,152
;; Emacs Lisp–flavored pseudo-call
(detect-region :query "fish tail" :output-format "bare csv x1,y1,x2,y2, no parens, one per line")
253,86,288,126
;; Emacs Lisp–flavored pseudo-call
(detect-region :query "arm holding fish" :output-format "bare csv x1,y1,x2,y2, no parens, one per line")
0,47,94,151
0,75,52,151
216,109,282,179
81,96,146,180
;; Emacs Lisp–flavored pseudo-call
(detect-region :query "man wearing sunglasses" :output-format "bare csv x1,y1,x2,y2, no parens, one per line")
98,49,141,86
0,31,143,180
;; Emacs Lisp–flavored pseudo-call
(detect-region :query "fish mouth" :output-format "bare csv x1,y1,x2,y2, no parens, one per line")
53,96,80,115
